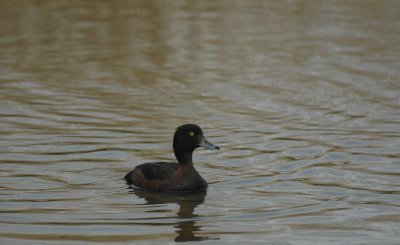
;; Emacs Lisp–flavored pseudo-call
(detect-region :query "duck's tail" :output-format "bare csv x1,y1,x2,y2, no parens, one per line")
124,170,134,185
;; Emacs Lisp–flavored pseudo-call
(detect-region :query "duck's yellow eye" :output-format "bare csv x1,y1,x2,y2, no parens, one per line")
189,131,195,137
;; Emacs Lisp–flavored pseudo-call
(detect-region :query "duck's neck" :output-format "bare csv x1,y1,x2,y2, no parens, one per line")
173,148,194,166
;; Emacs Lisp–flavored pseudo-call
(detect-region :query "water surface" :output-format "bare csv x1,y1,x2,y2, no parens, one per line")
1,1,400,244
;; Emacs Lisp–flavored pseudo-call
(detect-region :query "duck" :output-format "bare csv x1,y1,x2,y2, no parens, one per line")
124,124,220,192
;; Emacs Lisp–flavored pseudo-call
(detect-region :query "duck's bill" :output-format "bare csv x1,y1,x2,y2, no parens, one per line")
199,136,220,150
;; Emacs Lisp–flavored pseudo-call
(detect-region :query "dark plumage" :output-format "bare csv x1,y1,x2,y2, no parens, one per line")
125,124,220,192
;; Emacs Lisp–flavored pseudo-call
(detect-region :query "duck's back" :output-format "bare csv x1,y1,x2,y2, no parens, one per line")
125,162,177,184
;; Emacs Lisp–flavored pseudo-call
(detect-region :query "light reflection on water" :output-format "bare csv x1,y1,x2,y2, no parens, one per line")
1,1,400,244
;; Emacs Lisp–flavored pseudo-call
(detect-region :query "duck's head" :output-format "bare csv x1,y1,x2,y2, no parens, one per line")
173,124,220,164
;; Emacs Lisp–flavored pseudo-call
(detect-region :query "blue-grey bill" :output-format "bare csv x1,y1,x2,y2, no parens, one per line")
199,136,220,150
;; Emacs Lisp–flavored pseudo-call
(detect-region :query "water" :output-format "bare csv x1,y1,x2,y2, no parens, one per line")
1,1,400,244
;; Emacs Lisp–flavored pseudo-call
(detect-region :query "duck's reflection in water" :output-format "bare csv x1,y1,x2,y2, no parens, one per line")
132,189,218,242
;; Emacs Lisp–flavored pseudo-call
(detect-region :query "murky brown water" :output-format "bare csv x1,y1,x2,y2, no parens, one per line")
1,1,400,244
